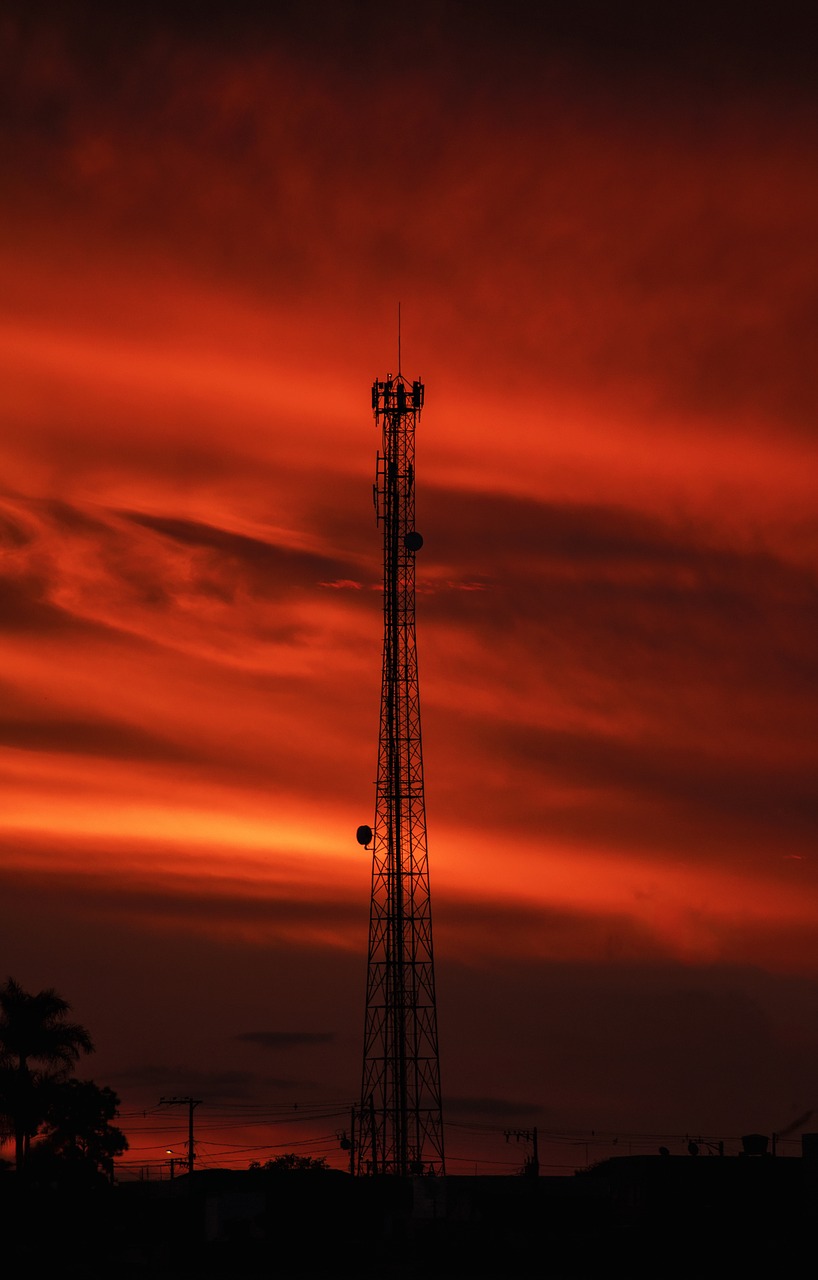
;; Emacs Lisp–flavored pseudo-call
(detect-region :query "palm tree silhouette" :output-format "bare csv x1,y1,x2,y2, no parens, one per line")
0,977,94,1174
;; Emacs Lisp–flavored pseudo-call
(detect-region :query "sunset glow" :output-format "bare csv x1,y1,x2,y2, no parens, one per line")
2,3,817,1175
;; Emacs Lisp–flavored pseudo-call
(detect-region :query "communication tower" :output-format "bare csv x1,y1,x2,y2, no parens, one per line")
355,357,445,1177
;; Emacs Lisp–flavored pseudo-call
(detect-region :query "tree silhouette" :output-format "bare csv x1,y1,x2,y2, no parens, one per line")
0,977,94,1174
30,1078,128,1187
250,1153,330,1172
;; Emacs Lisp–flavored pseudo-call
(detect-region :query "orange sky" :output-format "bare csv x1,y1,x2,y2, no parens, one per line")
2,2,818,1175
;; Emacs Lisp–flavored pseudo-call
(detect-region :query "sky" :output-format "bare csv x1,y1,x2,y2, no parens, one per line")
1,0,818,1176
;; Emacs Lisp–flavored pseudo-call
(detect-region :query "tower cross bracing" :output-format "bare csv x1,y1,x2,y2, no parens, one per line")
356,369,444,1177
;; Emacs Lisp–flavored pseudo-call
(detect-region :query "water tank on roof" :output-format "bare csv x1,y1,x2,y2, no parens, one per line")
802,1133,818,1159
740,1133,769,1157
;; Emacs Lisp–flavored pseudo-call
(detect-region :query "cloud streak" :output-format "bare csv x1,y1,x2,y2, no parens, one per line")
1,0,816,1171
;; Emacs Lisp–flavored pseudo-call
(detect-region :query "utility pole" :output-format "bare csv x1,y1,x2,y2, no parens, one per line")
505,1127,540,1177
355,352,445,1177
337,1106,356,1176
159,1096,202,1176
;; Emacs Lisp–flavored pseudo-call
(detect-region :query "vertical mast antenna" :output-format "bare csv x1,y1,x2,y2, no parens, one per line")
356,354,444,1177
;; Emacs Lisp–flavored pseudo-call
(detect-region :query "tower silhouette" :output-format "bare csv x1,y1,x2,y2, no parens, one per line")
355,362,445,1177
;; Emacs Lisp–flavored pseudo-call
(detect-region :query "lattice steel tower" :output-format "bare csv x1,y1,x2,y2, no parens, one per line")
355,361,445,1177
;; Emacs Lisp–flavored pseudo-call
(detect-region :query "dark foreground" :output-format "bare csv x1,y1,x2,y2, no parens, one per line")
3,1152,816,1278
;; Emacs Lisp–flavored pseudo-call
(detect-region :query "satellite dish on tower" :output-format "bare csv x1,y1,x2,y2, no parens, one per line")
356,825,373,848
404,531,423,552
